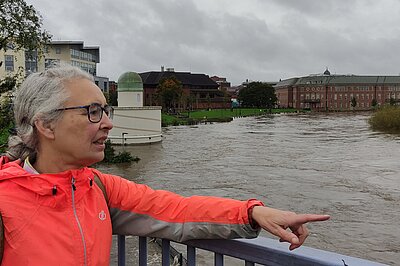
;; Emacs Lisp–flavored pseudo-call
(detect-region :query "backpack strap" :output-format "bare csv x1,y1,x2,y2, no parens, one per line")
0,213,3,262
94,173,109,205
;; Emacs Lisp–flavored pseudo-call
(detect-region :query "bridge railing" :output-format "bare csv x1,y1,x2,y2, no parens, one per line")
116,235,387,266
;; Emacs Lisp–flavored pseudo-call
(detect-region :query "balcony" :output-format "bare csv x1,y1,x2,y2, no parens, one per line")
115,235,386,266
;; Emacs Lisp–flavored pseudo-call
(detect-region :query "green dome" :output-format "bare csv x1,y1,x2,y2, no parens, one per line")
117,72,143,92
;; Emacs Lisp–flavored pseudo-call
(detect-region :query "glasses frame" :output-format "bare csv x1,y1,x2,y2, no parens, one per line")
55,103,112,123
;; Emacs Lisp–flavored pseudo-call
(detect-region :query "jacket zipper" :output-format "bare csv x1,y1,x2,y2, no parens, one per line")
72,176,87,266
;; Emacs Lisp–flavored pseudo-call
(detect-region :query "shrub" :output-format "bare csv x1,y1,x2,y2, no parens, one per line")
102,140,140,163
369,106,400,133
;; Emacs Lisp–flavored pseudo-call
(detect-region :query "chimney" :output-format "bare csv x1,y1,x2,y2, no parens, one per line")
161,66,164,72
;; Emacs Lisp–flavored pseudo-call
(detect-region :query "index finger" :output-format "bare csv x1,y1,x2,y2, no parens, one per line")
291,214,330,225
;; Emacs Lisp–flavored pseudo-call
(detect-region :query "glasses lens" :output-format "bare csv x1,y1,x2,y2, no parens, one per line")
88,104,102,122
104,105,111,116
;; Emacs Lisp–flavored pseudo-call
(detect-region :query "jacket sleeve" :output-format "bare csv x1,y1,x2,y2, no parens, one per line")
94,170,264,242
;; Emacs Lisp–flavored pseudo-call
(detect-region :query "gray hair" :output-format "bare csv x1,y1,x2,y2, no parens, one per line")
6,64,94,161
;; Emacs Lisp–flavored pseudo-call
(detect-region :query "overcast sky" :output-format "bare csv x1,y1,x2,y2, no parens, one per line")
26,0,400,85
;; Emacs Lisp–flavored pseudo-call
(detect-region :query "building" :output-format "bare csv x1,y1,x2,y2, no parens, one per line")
1,41,107,89
275,69,400,111
108,72,162,145
210,76,231,92
139,68,229,110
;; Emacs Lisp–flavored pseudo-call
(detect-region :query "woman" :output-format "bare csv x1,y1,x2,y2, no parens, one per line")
0,65,329,265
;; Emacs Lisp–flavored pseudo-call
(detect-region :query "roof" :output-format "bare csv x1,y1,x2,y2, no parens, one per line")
139,71,218,88
276,74,400,87
118,72,143,92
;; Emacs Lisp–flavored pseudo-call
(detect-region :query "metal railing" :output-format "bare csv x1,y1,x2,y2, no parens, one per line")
116,235,387,266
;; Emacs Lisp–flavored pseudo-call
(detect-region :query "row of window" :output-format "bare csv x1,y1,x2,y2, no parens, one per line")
303,86,388,92
70,49,97,62
71,60,96,76
299,93,399,101
2,55,98,76
301,102,374,108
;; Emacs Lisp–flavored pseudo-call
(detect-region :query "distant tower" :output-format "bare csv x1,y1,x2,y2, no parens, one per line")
324,67,331,75
117,72,143,107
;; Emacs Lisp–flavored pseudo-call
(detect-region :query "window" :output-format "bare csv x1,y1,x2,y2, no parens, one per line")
25,51,38,74
45,59,60,69
55,47,61,54
5,55,14,72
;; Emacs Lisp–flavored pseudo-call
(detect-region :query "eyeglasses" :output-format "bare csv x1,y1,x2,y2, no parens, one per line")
55,103,113,123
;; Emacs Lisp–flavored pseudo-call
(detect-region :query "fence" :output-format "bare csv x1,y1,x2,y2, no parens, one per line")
116,235,387,266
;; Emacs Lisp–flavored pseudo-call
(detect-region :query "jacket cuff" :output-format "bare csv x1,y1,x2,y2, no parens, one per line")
247,199,264,229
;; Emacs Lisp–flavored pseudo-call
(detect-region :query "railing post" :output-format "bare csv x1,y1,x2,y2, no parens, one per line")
214,253,224,266
139,237,147,266
187,245,196,266
117,235,125,266
162,239,170,266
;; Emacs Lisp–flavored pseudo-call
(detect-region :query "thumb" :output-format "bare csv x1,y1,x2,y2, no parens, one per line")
277,227,299,245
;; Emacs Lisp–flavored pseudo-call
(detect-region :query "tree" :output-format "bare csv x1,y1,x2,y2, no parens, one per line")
0,0,51,148
238,82,277,108
351,97,357,109
155,76,183,112
371,98,378,109
0,0,51,53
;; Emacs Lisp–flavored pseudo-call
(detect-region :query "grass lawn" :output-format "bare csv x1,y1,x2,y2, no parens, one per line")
162,108,299,126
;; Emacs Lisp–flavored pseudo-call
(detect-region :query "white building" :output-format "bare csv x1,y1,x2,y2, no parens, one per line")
109,72,162,144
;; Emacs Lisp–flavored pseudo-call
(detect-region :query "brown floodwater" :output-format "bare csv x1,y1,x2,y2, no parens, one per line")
99,112,399,265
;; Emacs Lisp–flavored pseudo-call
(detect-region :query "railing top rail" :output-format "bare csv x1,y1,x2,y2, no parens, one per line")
182,237,387,266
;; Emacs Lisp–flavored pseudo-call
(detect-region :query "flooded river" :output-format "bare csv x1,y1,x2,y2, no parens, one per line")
101,112,400,265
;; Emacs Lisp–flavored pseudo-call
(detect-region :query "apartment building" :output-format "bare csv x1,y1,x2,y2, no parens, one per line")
1,41,108,92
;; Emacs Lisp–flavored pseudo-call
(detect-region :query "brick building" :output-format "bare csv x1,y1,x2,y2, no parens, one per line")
139,69,229,110
275,69,400,111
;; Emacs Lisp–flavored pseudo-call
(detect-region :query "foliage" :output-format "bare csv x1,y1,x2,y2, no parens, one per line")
371,98,378,108
155,76,183,110
351,97,357,108
0,124,12,153
0,76,17,94
369,106,400,133
389,97,396,106
0,0,51,150
0,94,14,129
0,0,51,53
102,140,140,163
238,82,277,108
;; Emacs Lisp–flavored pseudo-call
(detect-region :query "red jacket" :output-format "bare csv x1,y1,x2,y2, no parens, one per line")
0,156,263,265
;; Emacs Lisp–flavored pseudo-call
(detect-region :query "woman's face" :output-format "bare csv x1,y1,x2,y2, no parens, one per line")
51,78,113,168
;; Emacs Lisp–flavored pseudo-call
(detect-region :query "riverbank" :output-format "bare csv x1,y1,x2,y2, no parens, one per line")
161,108,300,126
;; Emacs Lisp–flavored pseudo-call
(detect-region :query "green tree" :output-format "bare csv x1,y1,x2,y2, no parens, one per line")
389,97,396,106
0,0,51,91
155,76,183,111
238,81,277,108
0,0,51,148
371,98,378,109
351,97,357,109
0,0,51,53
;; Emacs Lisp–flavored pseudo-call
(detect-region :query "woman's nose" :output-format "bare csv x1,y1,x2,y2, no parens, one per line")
100,112,113,130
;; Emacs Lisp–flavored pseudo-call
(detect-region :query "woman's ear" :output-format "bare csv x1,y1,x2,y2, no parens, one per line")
34,119,56,140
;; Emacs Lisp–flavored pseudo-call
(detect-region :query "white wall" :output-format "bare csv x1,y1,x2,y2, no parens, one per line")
109,106,162,144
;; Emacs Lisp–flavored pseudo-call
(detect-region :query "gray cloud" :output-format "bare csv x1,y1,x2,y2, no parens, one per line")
27,0,400,85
